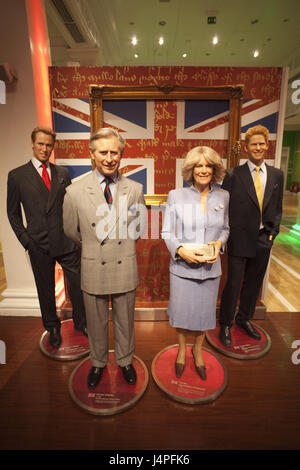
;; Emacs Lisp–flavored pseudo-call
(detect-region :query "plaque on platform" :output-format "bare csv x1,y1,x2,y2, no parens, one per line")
40,319,90,361
151,344,228,405
69,353,149,415
206,321,271,360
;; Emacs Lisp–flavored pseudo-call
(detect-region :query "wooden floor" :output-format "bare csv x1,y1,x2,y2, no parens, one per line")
264,193,300,312
0,315,300,451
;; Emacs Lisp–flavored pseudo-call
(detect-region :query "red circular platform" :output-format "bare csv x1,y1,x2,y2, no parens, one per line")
206,321,271,360
40,319,90,361
151,344,228,405
69,353,149,415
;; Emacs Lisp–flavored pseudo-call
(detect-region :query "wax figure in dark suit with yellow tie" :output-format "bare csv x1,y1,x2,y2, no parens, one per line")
7,127,87,348
63,128,146,388
219,125,284,347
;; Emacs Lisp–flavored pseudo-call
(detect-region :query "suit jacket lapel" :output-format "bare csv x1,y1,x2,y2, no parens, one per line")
263,164,275,211
46,164,60,212
24,161,50,198
84,170,106,211
238,162,260,210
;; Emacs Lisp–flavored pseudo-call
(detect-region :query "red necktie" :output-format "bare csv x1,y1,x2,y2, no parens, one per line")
41,163,51,191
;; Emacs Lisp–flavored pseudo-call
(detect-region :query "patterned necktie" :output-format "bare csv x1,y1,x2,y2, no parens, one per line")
41,163,51,191
254,166,263,212
104,177,113,208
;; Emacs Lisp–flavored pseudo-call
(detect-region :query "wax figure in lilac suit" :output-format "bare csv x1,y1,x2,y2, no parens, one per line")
162,146,229,380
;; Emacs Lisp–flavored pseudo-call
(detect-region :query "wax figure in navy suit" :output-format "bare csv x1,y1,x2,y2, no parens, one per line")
7,126,87,348
219,125,284,347
63,128,146,388
162,146,229,380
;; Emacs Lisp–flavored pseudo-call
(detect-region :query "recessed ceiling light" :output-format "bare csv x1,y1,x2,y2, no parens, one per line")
253,50,259,57
159,37,164,45
134,53,139,59
159,21,166,26
212,35,218,45
182,53,187,58
131,36,137,46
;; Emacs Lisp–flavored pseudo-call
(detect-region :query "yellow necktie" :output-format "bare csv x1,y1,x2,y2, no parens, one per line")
254,166,263,212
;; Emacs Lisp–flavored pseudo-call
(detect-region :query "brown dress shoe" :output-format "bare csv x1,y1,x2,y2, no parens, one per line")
191,347,207,380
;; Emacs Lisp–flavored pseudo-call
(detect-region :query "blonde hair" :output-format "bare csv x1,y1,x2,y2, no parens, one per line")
182,146,225,185
245,125,269,145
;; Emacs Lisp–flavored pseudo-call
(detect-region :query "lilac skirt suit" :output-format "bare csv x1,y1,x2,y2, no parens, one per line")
162,185,229,331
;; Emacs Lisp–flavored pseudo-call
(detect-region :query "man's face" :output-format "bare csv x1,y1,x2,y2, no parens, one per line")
32,132,54,163
90,136,122,177
246,134,269,166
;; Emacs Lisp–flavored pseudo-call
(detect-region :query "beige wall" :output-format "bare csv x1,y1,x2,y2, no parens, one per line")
0,0,40,315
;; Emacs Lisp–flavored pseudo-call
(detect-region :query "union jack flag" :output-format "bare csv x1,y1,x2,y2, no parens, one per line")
53,98,155,193
176,98,279,141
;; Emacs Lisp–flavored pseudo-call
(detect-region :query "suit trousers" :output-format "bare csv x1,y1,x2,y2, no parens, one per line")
220,229,272,326
28,246,86,331
83,289,136,368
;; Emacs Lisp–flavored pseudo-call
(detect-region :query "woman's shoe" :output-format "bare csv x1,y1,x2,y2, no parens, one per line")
175,350,186,378
175,362,185,378
191,346,207,380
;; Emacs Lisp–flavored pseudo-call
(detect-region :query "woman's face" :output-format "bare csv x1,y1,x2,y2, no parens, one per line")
193,155,214,189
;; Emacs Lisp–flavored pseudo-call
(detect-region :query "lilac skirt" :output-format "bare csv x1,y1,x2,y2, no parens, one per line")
167,273,220,331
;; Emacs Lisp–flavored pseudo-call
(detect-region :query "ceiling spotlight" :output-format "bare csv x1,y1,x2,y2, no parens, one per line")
159,37,164,45
134,53,139,59
212,35,218,45
253,49,259,58
182,53,187,58
131,36,137,46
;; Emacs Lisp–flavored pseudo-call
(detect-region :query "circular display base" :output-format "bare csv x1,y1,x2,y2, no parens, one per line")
206,321,271,360
151,344,228,405
40,319,90,361
69,353,149,415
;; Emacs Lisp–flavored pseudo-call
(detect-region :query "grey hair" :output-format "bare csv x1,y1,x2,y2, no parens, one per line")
89,128,125,155
182,146,225,185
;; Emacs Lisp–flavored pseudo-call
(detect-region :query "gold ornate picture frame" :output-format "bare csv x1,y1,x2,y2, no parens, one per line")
88,84,243,205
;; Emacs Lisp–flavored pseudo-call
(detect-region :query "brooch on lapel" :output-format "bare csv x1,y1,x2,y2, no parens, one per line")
214,204,224,211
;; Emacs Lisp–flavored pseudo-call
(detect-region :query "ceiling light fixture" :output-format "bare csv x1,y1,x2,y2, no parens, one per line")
182,53,187,58
131,36,137,46
212,35,218,45
253,49,259,58
134,53,139,59
159,37,164,45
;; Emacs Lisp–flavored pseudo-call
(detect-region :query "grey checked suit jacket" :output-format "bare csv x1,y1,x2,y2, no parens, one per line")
63,170,146,295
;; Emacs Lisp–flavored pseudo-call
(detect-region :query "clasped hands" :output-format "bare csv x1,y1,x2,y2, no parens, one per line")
177,240,222,264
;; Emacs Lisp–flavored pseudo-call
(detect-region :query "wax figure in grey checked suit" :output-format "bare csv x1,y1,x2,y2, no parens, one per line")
63,128,146,388
7,126,87,348
162,146,229,380
219,125,284,347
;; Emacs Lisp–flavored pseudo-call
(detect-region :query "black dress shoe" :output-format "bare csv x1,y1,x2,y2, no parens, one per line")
236,320,261,340
87,366,105,388
121,364,137,385
219,325,232,347
74,325,88,337
49,327,61,348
